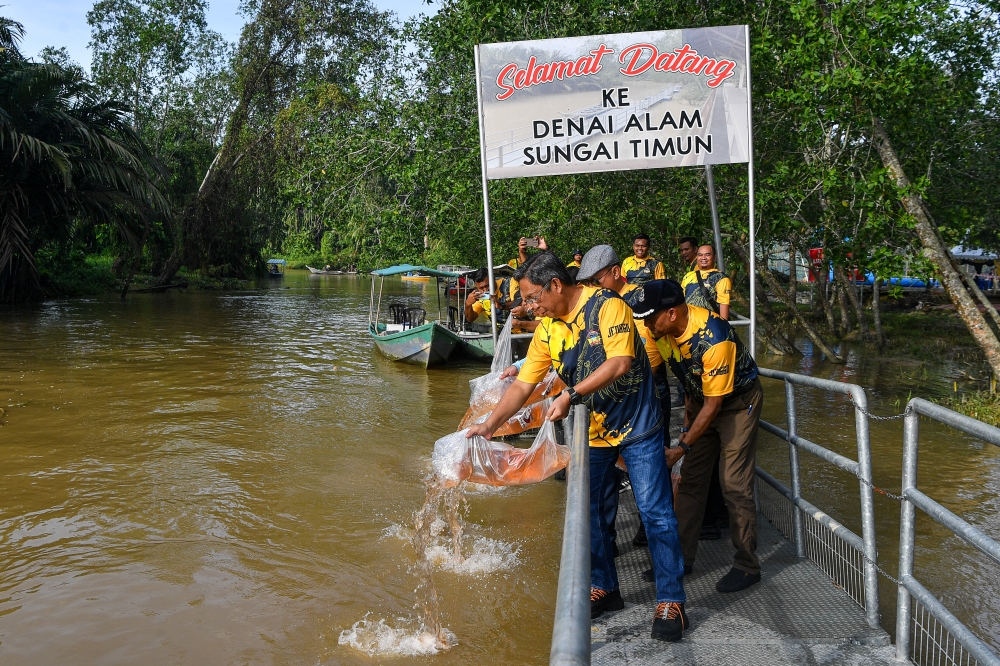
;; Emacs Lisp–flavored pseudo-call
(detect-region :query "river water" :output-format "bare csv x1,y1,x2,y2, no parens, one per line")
0,271,997,664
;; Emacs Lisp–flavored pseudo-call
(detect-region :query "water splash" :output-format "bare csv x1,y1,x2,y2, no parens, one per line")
338,615,458,656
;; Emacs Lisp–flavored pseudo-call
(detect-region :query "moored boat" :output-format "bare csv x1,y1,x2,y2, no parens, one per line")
266,258,286,277
306,265,343,275
368,264,465,368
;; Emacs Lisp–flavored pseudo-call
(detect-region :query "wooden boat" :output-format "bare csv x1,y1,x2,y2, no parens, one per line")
306,265,343,275
369,321,464,367
368,264,465,368
266,258,286,277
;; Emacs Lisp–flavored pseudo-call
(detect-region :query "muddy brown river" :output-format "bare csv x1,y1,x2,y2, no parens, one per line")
1,271,997,664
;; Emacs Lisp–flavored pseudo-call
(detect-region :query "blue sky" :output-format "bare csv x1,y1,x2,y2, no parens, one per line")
4,0,435,68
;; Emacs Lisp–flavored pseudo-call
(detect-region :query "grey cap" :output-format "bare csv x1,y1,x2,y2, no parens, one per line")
576,245,620,281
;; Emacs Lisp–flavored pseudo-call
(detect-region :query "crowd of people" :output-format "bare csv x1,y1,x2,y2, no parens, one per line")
464,234,763,643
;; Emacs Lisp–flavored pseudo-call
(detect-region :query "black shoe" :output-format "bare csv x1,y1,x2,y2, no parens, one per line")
651,602,688,641
632,522,648,547
642,565,691,582
591,587,624,619
716,567,761,593
699,523,721,540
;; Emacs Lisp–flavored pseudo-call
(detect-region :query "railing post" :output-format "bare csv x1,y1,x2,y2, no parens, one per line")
895,408,919,663
850,386,882,629
786,381,805,558
550,405,591,666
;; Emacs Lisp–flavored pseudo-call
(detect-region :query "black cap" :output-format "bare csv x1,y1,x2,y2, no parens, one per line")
629,279,686,318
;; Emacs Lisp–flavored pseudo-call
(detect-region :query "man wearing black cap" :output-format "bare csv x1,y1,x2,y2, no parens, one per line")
567,249,584,268
467,251,689,641
630,279,764,594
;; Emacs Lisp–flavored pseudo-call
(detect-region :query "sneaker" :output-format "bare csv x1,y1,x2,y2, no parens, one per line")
591,587,624,619
699,522,721,540
642,565,691,582
632,522,648,547
716,567,761,593
651,602,688,641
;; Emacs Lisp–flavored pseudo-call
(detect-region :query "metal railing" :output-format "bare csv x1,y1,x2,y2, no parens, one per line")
756,367,882,628
895,398,1000,666
550,404,591,666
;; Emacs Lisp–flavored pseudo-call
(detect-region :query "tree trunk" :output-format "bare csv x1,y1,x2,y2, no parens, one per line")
872,118,1000,378
835,264,871,340
814,261,837,330
834,283,851,336
871,278,886,348
955,261,1000,332
731,289,800,355
729,241,843,362
787,244,798,304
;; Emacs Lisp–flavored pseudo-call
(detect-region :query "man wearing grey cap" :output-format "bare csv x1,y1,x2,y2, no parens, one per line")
630,279,764,594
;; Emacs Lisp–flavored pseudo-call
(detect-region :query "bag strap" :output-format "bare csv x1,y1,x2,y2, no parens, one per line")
695,270,721,314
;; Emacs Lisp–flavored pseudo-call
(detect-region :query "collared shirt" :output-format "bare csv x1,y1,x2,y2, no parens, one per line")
681,268,732,312
567,260,581,268
621,255,666,285
617,282,663,370
497,276,520,307
655,305,758,400
518,286,661,447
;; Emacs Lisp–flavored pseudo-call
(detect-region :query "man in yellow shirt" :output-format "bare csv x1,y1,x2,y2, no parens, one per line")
567,249,583,268
467,251,689,642
620,234,666,285
463,268,521,324
680,245,731,319
578,244,678,550
631,279,764,595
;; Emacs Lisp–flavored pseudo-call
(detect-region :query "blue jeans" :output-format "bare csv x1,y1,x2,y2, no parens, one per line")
589,426,686,604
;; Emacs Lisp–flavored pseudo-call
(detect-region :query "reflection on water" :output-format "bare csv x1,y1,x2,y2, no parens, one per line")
0,272,997,663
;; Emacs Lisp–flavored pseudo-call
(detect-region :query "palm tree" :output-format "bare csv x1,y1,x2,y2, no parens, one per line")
0,16,168,303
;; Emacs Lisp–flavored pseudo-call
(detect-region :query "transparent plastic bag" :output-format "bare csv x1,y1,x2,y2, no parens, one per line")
670,452,684,502
432,418,570,488
458,368,565,430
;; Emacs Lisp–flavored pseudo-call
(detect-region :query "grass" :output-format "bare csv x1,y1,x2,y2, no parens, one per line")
936,391,1000,426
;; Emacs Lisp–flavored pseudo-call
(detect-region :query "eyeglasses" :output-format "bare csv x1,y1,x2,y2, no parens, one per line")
522,280,552,306
588,266,614,287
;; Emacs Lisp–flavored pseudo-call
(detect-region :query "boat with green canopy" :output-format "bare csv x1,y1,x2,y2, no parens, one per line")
368,264,466,368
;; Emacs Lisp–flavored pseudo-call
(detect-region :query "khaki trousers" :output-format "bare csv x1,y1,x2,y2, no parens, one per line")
676,378,763,574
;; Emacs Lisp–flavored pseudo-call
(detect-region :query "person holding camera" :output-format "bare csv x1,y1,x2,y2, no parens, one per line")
509,236,548,269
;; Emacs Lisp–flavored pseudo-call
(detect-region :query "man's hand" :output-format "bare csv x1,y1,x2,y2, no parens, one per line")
465,288,483,305
465,423,494,439
546,390,571,421
518,237,529,251
499,365,519,380
665,446,685,467
538,236,549,251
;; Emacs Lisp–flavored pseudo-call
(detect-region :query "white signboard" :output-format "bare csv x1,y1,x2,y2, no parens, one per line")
476,25,750,180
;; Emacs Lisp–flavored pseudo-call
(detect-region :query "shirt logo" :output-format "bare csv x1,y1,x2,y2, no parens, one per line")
706,364,730,377
606,323,631,337
587,331,603,346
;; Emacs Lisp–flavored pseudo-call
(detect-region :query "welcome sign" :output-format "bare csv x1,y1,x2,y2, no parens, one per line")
476,26,751,180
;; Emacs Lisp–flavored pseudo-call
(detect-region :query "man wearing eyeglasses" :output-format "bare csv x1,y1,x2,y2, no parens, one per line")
466,251,689,642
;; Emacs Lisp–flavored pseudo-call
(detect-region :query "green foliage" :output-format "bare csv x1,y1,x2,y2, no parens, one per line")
0,16,169,302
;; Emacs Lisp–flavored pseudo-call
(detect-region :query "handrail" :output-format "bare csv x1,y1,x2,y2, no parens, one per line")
756,367,881,629
895,398,1000,666
550,405,591,666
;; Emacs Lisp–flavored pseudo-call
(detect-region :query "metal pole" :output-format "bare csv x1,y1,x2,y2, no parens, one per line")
785,381,805,558
550,405,591,666
744,24,757,358
895,408,919,664
473,45,499,348
851,386,881,629
706,164,725,274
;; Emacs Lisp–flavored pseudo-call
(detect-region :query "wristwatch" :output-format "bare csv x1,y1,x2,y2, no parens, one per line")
678,441,691,453
565,387,585,406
